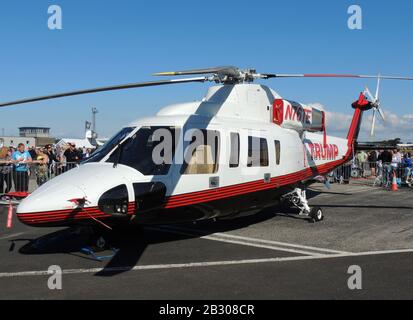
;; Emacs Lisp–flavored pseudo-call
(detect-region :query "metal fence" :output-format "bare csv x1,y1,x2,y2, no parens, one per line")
0,162,79,194
327,161,413,189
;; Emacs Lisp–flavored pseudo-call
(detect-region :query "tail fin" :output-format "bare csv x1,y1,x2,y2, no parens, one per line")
347,92,374,147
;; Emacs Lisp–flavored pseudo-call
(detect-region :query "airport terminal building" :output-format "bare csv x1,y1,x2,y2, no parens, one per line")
0,126,55,148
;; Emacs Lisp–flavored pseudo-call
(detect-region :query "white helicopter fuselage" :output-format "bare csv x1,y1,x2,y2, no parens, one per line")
17,84,356,227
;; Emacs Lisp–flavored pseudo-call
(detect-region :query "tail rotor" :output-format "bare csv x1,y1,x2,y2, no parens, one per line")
364,76,386,136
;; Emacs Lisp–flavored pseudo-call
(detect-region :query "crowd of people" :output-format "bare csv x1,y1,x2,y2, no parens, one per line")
0,143,94,194
355,149,413,182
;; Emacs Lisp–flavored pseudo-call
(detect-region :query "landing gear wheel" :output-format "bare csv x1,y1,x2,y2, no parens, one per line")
89,235,109,252
96,237,107,250
310,207,324,223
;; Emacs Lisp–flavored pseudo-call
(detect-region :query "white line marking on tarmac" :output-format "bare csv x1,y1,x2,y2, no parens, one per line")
147,226,327,256
0,233,25,241
153,226,350,255
201,232,349,254
309,186,380,198
1,249,413,279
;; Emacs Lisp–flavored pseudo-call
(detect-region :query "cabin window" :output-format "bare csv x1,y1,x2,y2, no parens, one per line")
274,140,281,165
182,130,220,175
229,132,240,168
248,137,269,167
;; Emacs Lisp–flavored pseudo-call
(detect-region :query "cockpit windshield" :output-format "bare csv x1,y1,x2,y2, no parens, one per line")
83,127,135,164
107,126,179,176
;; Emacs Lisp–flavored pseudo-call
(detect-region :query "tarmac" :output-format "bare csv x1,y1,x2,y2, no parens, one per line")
0,182,412,300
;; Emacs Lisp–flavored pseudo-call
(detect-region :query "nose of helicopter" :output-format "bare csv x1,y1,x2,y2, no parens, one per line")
16,163,139,227
17,183,88,226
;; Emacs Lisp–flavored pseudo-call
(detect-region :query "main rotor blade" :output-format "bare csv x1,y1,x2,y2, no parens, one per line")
154,66,240,78
263,74,413,81
0,77,207,108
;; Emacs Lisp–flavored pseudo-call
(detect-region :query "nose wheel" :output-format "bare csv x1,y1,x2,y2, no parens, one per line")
93,236,108,251
74,226,119,261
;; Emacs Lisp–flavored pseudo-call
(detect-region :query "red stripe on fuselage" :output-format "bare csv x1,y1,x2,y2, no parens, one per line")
17,203,136,225
18,158,345,225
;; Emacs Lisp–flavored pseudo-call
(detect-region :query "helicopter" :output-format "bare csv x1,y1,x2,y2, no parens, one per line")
1,66,413,229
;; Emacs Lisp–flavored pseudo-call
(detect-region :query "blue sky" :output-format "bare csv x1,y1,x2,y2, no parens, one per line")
0,0,412,141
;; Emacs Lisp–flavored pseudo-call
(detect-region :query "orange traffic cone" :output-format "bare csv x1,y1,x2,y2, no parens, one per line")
7,201,13,229
392,170,399,192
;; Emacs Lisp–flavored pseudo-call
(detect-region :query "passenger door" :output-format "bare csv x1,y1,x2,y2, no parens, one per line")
171,127,222,197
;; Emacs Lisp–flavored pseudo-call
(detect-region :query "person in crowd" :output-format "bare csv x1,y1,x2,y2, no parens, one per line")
54,145,66,175
34,148,49,186
368,150,378,177
64,143,81,170
77,148,84,161
392,149,402,169
357,150,368,177
12,143,32,193
379,149,393,164
83,148,92,159
378,149,394,183
357,151,368,165
28,146,37,160
375,150,384,178
0,147,13,194
64,143,80,162
43,144,59,178
401,153,413,182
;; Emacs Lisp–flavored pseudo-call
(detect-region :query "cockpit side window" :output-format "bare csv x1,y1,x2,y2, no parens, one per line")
83,127,135,164
107,126,179,176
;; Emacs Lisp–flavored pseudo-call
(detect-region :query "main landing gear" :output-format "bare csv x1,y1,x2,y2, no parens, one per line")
281,188,324,223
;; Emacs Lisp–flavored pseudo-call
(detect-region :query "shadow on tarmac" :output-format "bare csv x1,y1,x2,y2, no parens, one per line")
11,189,331,277
12,205,297,277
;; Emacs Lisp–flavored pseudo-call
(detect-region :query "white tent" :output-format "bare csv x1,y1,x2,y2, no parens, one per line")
57,138,96,149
